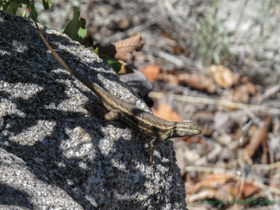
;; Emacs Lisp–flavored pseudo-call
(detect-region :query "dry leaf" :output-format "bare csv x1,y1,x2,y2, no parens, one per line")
162,71,179,84
233,73,241,85
152,104,182,122
184,149,200,162
186,188,217,203
193,111,214,121
261,137,268,164
117,60,134,75
245,118,271,157
96,35,145,61
231,204,245,210
82,34,94,48
219,92,238,111
215,183,236,201
201,125,214,137
246,82,256,96
234,85,250,103
183,135,205,144
187,174,230,193
193,112,214,136
217,133,232,146
270,173,280,189
241,182,262,198
219,84,250,111
241,76,250,83
80,17,86,29
178,73,217,94
238,149,253,166
118,19,130,30
160,30,184,55
140,63,161,82
207,65,234,88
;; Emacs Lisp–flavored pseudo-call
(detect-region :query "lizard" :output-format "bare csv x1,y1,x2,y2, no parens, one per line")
30,13,201,165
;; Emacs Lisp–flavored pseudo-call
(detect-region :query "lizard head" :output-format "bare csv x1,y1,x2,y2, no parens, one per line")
171,121,202,137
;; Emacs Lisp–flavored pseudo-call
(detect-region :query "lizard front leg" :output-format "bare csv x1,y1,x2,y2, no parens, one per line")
149,138,166,166
149,138,157,166
149,137,167,166
86,103,159,166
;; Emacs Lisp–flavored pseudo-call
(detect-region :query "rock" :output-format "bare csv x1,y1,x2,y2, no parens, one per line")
0,11,186,209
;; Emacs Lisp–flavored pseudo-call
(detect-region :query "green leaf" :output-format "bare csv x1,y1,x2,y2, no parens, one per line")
7,1,20,15
22,9,26,17
39,0,53,10
93,47,99,55
28,3,38,22
10,0,29,5
0,1,10,11
213,51,220,65
61,6,87,44
99,54,123,73
78,27,87,43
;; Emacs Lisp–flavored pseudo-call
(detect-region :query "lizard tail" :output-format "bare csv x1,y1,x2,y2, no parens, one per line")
29,7,103,97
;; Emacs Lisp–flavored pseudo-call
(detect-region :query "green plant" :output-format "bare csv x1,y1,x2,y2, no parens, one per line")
0,0,124,73
196,0,232,67
0,0,86,44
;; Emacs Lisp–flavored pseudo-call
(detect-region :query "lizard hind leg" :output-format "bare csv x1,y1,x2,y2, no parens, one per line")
84,103,125,122
83,103,109,119
103,109,125,121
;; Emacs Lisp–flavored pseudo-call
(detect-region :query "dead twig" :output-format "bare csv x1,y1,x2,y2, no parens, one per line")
149,92,280,115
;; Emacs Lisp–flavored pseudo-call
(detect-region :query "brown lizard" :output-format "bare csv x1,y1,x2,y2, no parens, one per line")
30,14,201,165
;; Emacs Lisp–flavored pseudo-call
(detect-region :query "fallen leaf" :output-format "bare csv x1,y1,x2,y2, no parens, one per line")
118,18,130,30
96,35,145,61
270,173,280,189
215,183,236,201
117,60,134,75
219,94,238,111
183,135,205,144
201,125,214,137
160,30,184,55
193,111,215,121
238,149,253,166
231,204,245,210
234,85,250,103
217,133,232,146
233,73,241,85
178,73,217,94
261,137,268,164
184,149,201,162
245,118,271,157
187,174,230,193
241,182,262,198
152,104,182,122
246,82,256,96
140,63,161,82
162,71,179,84
219,85,250,111
186,188,217,203
207,65,234,88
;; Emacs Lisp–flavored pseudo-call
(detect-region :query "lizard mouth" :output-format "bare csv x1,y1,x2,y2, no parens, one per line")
192,129,202,135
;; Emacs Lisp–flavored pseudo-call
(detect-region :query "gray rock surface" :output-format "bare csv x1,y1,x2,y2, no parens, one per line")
0,11,186,209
